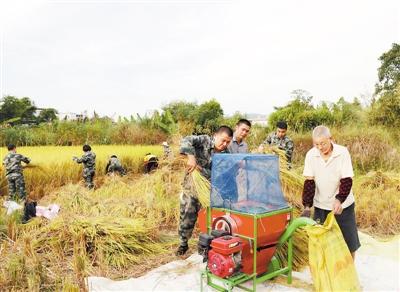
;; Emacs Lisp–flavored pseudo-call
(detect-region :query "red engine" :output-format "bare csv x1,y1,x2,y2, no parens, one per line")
207,236,242,278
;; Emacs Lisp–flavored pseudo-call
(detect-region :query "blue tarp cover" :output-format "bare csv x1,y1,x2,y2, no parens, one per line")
210,154,288,214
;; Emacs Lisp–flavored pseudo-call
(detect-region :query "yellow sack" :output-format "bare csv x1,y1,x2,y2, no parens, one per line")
305,212,360,292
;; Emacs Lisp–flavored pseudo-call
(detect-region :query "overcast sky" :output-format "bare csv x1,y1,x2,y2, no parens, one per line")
0,0,399,118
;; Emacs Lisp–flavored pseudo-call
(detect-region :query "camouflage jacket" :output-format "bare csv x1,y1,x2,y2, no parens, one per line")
263,132,294,163
106,157,122,172
180,135,229,180
2,152,31,176
75,151,96,171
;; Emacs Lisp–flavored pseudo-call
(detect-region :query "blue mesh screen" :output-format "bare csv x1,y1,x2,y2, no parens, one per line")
210,154,288,214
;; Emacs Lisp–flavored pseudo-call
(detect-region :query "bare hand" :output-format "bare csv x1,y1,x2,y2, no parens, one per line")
186,155,197,173
258,145,264,152
333,199,343,215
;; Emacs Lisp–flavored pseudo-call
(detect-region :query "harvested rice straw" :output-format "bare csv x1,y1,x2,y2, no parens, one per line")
275,228,309,270
191,170,211,207
255,146,304,213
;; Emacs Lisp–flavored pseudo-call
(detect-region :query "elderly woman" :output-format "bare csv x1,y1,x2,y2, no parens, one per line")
301,125,360,259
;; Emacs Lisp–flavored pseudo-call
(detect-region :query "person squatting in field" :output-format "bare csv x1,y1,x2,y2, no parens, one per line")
176,125,233,256
73,144,96,189
2,144,31,201
143,153,159,173
301,125,360,259
105,155,126,176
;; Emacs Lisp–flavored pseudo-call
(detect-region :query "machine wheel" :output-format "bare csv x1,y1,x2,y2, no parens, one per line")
212,216,233,234
212,215,239,235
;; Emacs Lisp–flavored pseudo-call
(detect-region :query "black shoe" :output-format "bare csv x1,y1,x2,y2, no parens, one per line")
175,245,189,256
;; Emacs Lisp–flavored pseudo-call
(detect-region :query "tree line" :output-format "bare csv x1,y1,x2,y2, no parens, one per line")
0,43,398,146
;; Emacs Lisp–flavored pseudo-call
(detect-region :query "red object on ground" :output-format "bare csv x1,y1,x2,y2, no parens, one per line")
207,236,242,278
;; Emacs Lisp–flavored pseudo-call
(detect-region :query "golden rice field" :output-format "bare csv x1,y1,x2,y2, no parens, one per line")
0,145,163,199
0,145,399,290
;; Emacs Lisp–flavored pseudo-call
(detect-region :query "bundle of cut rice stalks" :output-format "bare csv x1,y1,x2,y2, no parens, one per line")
275,227,309,270
0,160,184,291
0,212,168,291
256,146,304,214
191,170,211,207
29,216,164,268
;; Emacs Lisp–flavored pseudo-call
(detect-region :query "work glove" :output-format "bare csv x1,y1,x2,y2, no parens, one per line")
300,209,311,218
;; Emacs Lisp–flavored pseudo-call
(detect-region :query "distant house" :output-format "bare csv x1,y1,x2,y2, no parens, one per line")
246,114,268,127
33,108,45,116
58,112,88,121
249,119,268,126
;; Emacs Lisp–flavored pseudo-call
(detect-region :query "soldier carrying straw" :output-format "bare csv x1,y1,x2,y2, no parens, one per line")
259,120,294,169
176,126,233,256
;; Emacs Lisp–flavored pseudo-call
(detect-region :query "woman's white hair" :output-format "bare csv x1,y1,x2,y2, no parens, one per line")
312,125,331,139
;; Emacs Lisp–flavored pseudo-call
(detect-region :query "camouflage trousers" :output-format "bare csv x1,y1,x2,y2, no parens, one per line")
107,165,126,176
83,169,95,189
178,174,201,247
7,173,27,201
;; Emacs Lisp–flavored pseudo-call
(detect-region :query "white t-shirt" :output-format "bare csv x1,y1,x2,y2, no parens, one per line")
303,143,355,210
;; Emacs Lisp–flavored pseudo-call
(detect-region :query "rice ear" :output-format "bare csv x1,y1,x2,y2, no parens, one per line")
191,170,211,207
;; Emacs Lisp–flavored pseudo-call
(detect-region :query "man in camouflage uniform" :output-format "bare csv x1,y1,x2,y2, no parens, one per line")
177,126,233,256
73,144,96,189
260,121,294,169
2,144,31,201
105,155,126,176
